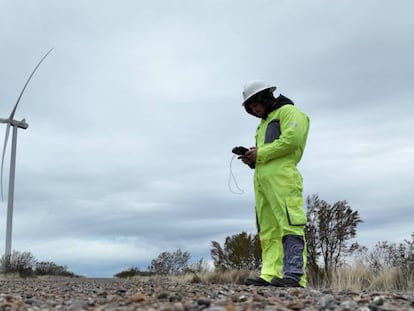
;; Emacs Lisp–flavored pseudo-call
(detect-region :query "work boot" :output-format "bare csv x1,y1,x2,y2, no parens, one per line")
244,276,271,286
270,276,303,288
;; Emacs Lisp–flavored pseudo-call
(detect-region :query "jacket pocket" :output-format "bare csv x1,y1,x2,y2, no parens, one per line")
285,196,307,226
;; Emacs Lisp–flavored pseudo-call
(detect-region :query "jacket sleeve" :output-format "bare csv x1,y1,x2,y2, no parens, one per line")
256,105,309,164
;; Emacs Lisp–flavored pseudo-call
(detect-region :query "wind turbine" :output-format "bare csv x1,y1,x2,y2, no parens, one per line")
0,48,53,259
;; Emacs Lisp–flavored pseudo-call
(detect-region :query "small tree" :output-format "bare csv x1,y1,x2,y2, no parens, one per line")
305,194,363,283
148,249,191,275
210,231,261,271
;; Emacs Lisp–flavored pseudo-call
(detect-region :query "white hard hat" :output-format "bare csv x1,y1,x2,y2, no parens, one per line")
242,80,276,105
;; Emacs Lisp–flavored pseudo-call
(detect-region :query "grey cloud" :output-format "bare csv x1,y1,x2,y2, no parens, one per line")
1,0,413,276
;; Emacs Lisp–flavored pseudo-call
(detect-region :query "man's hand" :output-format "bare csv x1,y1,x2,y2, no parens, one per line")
239,147,256,166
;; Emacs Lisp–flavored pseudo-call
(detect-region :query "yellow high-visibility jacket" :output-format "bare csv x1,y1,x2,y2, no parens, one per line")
254,103,309,236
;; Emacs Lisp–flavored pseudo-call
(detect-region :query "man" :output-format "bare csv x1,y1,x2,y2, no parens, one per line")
239,80,310,288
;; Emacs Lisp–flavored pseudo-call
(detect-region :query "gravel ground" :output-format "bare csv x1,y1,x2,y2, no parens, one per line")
0,277,413,310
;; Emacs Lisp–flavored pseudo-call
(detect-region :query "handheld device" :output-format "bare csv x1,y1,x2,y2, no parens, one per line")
232,146,249,156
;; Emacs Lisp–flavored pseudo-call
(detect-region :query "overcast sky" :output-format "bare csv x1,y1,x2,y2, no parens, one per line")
1,0,413,277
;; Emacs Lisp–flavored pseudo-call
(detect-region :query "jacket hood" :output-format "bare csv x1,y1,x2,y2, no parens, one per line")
245,94,294,119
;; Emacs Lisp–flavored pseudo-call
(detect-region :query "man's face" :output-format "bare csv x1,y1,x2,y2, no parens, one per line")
246,102,266,118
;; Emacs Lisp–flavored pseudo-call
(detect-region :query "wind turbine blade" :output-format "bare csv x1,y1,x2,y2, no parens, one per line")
9,48,54,120
1,124,11,201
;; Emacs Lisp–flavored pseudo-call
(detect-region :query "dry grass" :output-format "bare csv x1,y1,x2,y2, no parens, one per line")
329,263,372,291
131,270,255,285
131,266,413,292
0,272,20,280
370,267,413,292
312,264,413,292
195,269,253,284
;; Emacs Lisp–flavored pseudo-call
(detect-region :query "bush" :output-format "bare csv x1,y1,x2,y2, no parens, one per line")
1,251,77,278
364,233,414,290
186,258,211,274
1,251,36,276
114,267,155,278
35,261,76,277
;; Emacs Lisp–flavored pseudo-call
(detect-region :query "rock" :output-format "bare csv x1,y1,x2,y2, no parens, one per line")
0,277,413,310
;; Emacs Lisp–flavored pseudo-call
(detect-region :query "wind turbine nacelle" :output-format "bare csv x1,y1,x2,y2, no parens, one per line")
10,119,29,129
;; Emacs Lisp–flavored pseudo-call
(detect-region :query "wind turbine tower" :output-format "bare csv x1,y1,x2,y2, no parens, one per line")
0,49,53,258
